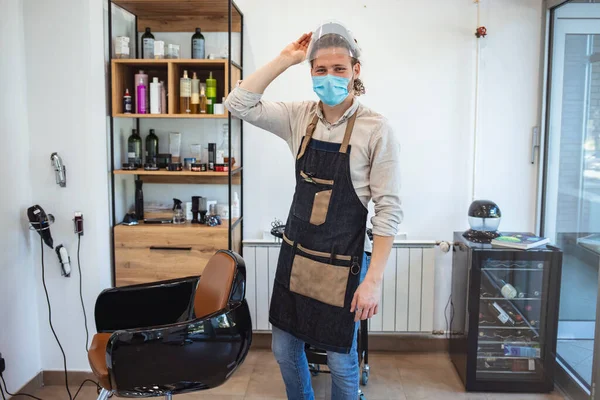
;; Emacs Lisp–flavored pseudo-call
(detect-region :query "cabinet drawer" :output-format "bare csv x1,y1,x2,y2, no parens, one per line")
114,223,228,287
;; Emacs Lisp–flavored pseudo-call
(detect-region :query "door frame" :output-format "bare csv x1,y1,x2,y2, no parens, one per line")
538,2,600,398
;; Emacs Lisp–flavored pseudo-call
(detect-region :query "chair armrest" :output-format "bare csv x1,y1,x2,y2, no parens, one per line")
94,276,199,332
105,300,252,397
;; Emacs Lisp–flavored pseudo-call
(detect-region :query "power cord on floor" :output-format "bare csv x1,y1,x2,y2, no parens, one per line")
77,234,90,353
39,237,73,400
73,379,101,399
0,374,43,400
0,373,99,400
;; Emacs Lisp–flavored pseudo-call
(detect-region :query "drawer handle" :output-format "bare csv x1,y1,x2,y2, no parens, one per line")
150,246,192,251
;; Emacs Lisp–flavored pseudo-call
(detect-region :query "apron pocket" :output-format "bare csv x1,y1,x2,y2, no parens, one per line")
309,189,332,225
290,254,349,308
292,173,334,225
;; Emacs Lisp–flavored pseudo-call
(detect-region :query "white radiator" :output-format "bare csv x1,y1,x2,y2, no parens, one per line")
243,240,436,333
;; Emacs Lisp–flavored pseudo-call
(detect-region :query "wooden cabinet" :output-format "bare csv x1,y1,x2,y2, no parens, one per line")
114,222,230,286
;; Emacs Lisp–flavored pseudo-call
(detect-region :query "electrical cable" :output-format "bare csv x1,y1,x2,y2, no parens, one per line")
0,377,6,400
39,237,73,400
75,233,101,393
77,234,90,353
73,379,101,400
0,374,43,400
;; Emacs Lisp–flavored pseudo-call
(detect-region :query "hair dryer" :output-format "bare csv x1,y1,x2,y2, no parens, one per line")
27,205,54,249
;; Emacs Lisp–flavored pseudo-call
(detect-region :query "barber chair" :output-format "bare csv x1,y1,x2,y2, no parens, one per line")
87,250,252,399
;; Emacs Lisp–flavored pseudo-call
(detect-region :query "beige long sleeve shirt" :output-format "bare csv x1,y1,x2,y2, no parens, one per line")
225,87,403,250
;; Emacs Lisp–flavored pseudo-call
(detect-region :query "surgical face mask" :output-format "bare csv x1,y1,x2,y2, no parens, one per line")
312,75,351,106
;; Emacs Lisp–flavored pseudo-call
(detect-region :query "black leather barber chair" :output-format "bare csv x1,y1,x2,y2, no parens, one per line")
87,250,252,399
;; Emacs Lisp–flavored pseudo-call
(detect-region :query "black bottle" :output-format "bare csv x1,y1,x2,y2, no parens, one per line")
141,27,155,59
191,27,205,59
145,129,159,164
127,129,142,167
135,179,144,219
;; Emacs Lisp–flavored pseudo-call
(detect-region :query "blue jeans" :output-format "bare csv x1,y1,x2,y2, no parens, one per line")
271,253,370,400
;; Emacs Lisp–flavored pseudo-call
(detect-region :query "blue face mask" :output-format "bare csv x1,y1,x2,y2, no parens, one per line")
312,75,351,106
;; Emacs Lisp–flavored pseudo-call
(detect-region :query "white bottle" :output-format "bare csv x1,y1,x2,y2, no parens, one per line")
232,192,240,219
150,77,161,114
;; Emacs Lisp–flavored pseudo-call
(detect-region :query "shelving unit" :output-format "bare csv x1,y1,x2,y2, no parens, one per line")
108,0,244,287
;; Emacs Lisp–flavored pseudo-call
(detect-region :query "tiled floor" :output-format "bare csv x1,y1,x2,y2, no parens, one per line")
30,351,566,400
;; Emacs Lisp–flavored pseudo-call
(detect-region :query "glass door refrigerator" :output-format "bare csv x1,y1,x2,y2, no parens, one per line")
450,232,562,392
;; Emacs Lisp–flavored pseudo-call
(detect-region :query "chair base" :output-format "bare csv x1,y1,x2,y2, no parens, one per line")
96,388,173,400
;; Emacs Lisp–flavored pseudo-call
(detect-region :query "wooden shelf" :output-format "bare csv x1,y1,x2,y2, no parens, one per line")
111,0,242,32
115,218,238,231
112,0,233,16
114,166,242,184
111,59,239,117
114,113,228,119
114,166,240,176
112,59,229,66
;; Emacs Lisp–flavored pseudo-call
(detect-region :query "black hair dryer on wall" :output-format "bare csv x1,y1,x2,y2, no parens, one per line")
27,205,55,249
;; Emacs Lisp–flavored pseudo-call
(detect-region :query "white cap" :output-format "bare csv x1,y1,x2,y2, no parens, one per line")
153,77,159,83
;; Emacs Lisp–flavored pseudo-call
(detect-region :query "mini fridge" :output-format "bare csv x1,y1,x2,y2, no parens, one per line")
449,232,563,392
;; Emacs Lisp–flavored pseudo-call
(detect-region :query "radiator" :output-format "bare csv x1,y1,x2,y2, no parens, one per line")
243,240,436,333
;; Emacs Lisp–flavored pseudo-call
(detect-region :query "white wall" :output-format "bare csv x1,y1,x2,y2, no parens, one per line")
22,0,111,371
0,0,42,392
235,0,544,331
0,0,544,377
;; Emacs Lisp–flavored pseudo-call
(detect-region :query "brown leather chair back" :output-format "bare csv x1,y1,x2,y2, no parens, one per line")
194,251,236,318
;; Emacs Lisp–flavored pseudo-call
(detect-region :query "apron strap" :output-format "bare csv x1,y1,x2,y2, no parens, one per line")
339,112,358,154
297,104,358,159
297,113,319,160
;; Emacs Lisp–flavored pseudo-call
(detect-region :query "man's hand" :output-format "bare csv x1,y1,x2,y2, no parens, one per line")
280,33,313,66
350,277,382,322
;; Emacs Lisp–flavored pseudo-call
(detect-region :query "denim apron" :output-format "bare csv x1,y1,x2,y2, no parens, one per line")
269,107,368,354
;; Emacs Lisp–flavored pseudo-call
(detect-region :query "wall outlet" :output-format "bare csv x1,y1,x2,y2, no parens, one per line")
74,212,84,235
0,352,5,374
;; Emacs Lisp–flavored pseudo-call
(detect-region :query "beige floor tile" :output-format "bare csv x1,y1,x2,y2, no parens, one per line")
310,371,332,398
485,392,565,400
178,394,245,400
360,364,406,400
243,349,271,365
199,362,254,396
245,364,288,399
251,349,279,368
33,384,99,400
389,352,454,370
399,367,486,400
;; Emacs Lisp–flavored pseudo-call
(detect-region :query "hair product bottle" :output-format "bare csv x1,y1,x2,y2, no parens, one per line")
123,89,132,114
145,129,159,164
160,81,166,114
206,71,217,114
135,179,144,219
133,70,148,113
141,27,155,59
150,77,161,114
127,129,142,167
179,70,191,114
191,72,200,114
191,28,205,59
199,83,207,114
137,78,147,114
